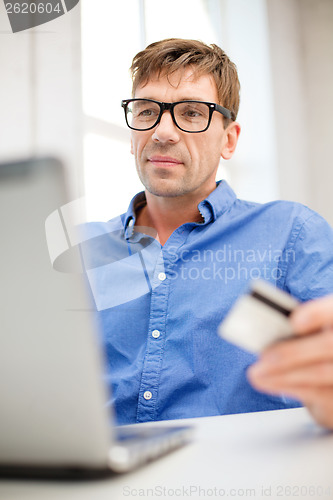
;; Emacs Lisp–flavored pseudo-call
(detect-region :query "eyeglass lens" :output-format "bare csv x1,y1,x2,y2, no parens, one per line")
126,100,211,132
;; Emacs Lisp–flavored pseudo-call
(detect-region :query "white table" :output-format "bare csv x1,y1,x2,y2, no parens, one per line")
0,408,332,500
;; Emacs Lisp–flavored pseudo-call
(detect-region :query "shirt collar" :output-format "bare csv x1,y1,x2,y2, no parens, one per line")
123,191,146,239
123,180,237,238
198,180,237,224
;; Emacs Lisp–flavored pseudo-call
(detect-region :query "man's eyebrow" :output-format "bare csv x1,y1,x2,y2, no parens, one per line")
177,97,208,102
137,97,209,102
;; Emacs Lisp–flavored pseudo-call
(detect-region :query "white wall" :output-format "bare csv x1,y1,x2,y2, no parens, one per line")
267,0,333,224
214,0,280,204
0,2,83,199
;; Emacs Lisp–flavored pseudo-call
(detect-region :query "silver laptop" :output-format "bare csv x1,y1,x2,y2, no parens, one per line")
0,157,192,478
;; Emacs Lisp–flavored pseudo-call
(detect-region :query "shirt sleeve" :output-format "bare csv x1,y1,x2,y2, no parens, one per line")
281,211,333,301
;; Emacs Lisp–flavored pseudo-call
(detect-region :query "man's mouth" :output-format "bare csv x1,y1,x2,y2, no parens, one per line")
148,156,183,167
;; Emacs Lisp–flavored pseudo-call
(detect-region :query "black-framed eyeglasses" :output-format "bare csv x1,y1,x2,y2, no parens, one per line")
121,98,233,133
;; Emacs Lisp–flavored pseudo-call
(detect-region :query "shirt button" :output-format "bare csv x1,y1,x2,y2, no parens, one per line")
143,391,152,400
128,219,134,227
152,329,160,338
158,272,166,281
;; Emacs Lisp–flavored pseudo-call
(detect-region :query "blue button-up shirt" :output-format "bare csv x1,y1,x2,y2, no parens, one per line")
81,181,333,424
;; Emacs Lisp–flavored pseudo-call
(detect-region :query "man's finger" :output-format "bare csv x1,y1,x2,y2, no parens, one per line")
291,294,333,335
253,328,333,375
248,362,333,389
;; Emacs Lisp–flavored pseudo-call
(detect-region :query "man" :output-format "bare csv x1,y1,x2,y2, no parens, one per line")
82,39,333,427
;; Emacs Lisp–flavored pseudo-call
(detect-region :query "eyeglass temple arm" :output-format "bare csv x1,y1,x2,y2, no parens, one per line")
215,103,232,120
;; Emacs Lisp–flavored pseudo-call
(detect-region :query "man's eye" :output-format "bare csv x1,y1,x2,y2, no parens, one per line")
134,108,158,118
184,109,202,118
139,109,155,116
177,103,208,119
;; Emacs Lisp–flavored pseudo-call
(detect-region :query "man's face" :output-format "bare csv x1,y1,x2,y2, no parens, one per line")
130,68,238,200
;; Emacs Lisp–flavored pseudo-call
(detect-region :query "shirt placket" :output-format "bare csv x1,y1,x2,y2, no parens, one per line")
136,247,169,422
135,229,188,422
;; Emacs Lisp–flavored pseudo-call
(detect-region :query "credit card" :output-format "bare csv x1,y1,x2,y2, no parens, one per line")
218,280,299,353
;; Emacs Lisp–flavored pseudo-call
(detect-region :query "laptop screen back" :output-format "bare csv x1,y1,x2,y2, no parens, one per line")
0,158,112,468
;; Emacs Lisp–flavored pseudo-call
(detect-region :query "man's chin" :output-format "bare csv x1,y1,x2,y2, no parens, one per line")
140,176,189,198
145,183,190,198
147,187,187,198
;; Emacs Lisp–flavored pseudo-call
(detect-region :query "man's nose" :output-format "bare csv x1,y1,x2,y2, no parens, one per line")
151,111,180,144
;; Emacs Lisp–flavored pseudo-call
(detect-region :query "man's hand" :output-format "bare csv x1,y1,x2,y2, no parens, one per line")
248,295,333,430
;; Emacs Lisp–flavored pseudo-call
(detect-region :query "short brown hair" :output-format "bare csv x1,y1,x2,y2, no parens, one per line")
130,38,240,121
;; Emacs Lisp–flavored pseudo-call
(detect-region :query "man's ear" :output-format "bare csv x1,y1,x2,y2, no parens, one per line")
221,122,241,160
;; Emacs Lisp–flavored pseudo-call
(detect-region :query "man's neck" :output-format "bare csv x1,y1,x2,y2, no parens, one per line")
135,187,215,246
